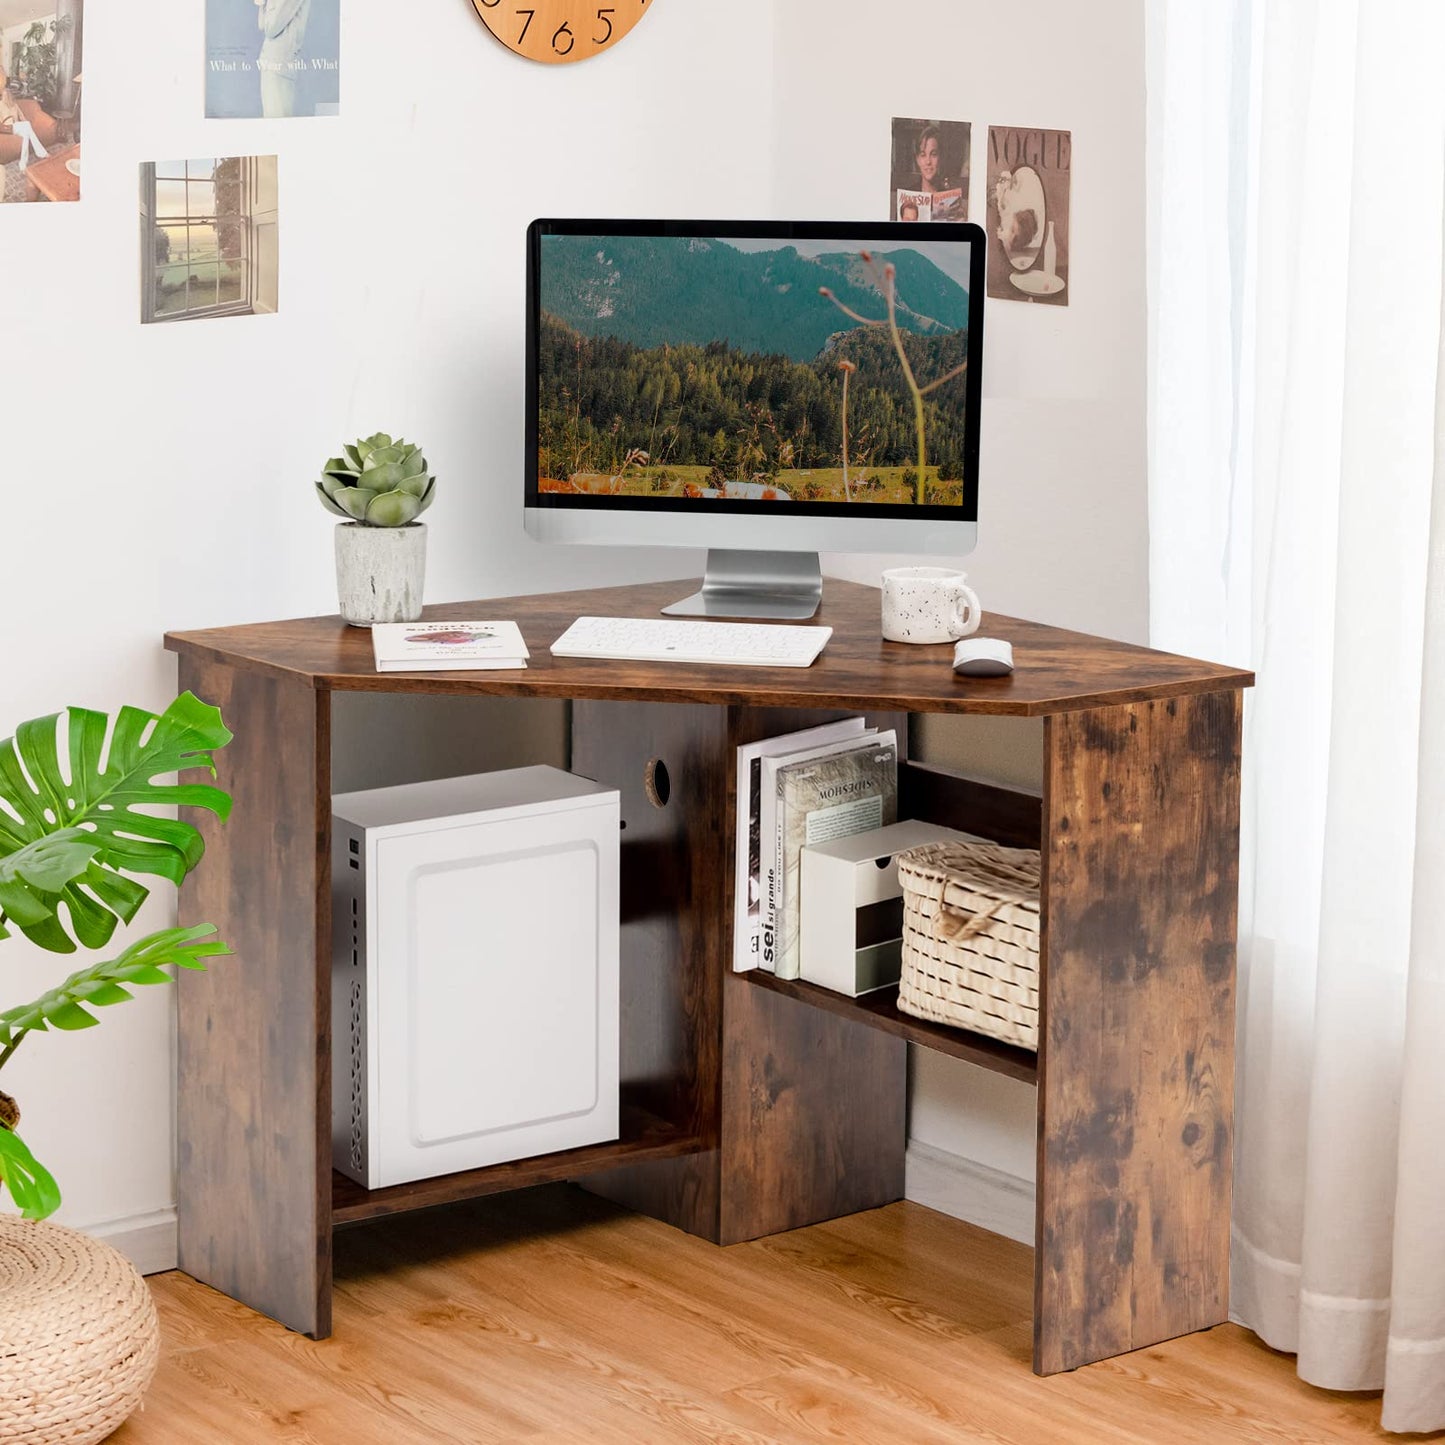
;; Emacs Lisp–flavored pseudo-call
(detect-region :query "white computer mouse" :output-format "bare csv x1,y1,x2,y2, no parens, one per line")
953,638,1014,677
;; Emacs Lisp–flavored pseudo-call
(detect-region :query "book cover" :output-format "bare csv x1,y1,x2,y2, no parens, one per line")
371,621,529,673
759,731,880,974
732,719,869,972
772,734,898,981
206,0,341,119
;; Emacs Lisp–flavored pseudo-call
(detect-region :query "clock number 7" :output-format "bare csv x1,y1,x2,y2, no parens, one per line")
515,7,534,41
594,8,614,42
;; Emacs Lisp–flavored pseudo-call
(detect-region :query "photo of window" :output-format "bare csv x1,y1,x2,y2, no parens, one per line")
0,0,83,205
139,157,279,325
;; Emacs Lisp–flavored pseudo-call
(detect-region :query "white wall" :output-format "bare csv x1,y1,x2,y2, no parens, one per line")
774,0,1150,1189
2,0,1148,1245
0,0,771,1238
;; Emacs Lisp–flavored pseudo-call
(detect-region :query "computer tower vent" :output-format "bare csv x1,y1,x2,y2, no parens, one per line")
348,976,364,1176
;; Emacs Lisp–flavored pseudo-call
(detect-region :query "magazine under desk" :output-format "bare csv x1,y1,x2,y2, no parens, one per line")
165,577,1251,1377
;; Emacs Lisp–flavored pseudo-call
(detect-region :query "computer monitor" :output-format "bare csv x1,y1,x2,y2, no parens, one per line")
525,218,985,619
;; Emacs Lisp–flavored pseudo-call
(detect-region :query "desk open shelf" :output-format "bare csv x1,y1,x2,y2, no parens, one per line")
742,973,1039,1083
331,1103,705,1225
166,577,1251,1374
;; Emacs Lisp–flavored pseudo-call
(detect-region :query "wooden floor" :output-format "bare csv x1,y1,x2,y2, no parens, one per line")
114,1186,1416,1444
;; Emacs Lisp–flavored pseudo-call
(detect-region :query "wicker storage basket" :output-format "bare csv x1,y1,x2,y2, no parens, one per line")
896,839,1041,1050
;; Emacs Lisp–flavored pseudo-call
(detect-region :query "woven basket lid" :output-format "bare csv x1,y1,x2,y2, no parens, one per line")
897,838,1041,901
0,1215,159,1445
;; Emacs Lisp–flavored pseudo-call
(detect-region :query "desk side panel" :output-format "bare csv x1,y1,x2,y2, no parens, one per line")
572,700,728,1237
176,658,331,1337
1036,693,1241,1373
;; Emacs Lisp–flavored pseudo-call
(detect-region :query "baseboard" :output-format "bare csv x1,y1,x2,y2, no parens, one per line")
81,1208,178,1276
904,1140,1035,1245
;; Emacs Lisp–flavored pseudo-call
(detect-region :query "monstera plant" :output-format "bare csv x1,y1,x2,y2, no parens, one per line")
0,693,232,1218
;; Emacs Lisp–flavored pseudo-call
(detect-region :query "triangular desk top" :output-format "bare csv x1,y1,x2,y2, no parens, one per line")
165,577,1253,717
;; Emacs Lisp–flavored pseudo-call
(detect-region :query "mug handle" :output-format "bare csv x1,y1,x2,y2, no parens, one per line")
951,582,982,638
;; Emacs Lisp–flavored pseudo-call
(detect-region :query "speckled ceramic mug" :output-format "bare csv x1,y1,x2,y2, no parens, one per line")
881,566,981,644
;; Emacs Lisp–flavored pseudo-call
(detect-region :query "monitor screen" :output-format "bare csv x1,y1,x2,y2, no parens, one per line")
525,220,984,526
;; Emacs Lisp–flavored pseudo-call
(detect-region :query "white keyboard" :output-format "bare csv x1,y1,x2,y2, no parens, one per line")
551,616,832,668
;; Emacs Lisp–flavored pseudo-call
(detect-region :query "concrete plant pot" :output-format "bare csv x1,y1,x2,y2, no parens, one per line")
335,523,427,626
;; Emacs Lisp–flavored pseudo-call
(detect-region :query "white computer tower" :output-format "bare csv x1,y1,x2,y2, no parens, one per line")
331,765,620,1190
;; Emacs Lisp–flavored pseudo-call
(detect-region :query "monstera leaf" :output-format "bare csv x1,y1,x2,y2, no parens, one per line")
0,1128,61,1220
0,924,230,1046
0,694,233,953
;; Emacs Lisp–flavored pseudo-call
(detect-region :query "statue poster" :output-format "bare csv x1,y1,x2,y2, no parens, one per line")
985,126,1071,305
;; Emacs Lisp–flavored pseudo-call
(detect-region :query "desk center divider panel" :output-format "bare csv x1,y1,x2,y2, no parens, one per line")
165,578,1252,1375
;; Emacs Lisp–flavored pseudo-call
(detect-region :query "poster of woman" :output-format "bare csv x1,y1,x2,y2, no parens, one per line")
889,117,970,222
206,0,340,119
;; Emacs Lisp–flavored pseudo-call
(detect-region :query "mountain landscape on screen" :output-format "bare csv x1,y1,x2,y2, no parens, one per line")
536,235,974,507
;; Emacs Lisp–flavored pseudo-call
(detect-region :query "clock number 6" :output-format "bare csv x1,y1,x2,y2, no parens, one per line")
594,8,614,43
552,21,575,54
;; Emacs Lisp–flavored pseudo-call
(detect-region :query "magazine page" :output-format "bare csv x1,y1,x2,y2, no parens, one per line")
206,0,341,119
890,117,972,221
986,125,1071,305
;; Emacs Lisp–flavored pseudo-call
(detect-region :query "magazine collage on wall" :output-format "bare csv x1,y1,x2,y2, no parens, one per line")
0,20,1071,311
890,116,1072,306
0,0,340,325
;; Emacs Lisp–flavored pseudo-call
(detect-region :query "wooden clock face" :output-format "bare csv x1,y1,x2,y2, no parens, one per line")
472,0,652,64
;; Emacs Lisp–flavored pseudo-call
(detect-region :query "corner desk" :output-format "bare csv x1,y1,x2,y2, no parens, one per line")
165,577,1252,1376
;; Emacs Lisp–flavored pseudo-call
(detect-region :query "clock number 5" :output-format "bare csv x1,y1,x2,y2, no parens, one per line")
594,8,614,43
552,21,575,53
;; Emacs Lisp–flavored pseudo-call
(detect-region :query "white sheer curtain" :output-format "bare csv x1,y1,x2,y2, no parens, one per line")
1147,0,1445,1433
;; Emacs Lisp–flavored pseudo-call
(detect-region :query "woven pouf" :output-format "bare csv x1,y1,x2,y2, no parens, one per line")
0,1216,159,1444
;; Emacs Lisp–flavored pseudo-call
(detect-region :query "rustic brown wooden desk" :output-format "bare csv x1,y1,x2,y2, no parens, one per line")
166,578,1251,1376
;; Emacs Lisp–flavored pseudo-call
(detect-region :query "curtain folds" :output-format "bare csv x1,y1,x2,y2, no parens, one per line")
1147,0,1445,1432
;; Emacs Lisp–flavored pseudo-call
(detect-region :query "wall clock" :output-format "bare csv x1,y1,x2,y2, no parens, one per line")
472,0,652,64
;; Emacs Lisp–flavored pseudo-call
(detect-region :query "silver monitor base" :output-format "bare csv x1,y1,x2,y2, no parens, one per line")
663,549,823,620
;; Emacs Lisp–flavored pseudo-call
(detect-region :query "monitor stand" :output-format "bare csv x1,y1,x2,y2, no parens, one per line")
663,549,822,621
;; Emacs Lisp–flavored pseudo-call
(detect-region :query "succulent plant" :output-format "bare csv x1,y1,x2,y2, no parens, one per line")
316,433,437,527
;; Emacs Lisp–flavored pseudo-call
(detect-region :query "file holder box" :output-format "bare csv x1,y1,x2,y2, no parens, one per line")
799,819,969,996
331,766,620,1190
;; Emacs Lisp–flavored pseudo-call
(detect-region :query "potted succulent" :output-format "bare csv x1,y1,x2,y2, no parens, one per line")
316,432,437,626
0,692,232,1442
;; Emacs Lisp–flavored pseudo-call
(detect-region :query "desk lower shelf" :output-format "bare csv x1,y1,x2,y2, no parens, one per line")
331,1104,705,1225
741,971,1038,1083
